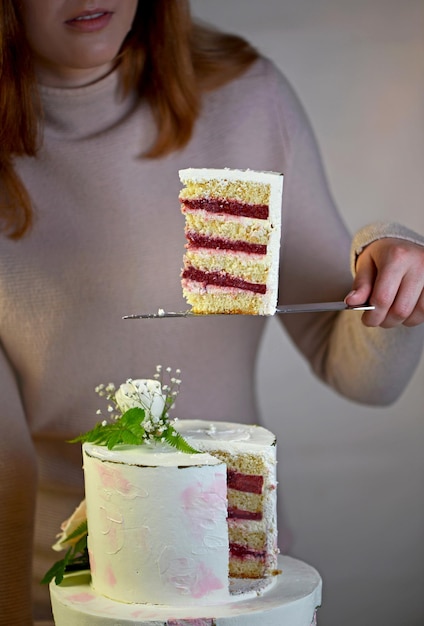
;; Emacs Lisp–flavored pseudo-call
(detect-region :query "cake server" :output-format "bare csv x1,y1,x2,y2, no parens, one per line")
123,301,375,319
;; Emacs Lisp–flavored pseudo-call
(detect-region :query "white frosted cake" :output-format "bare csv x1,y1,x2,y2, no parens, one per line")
83,441,230,606
47,372,321,625
180,168,283,315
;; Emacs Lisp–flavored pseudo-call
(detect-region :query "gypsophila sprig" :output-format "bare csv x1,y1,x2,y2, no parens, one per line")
70,367,199,453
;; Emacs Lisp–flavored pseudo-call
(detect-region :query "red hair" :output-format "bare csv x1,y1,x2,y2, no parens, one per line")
0,0,258,239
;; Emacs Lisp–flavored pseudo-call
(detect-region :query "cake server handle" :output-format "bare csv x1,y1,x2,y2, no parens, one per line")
122,301,374,319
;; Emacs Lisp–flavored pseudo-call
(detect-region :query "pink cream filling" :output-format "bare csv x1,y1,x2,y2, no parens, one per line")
186,232,267,255
182,268,266,295
181,198,269,220
230,543,266,562
227,470,264,494
228,507,263,521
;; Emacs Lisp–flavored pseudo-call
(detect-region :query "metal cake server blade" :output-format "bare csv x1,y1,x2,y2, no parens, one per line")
123,301,375,319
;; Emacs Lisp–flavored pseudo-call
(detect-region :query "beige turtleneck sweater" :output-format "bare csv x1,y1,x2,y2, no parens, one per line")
0,57,422,624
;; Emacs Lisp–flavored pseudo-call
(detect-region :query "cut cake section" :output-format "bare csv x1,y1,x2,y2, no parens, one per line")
176,420,279,579
179,168,283,315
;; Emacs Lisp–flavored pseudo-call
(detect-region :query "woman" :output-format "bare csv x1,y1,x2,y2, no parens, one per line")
0,1,423,623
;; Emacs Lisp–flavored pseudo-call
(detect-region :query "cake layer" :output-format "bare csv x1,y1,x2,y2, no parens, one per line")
184,250,270,284
229,528,266,552
227,490,263,517
83,443,230,606
182,268,266,294
179,174,272,207
183,212,272,246
180,290,269,315
50,556,322,626
179,168,283,316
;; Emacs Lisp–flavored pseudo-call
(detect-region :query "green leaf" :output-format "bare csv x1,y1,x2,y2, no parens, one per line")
120,407,146,425
41,534,89,586
61,521,88,545
163,425,200,454
69,408,146,450
72,532,88,556
41,548,72,585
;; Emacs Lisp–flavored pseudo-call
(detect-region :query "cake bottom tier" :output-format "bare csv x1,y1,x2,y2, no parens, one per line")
50,556,321,626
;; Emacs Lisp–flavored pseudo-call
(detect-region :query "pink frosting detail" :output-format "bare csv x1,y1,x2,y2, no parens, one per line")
191,562,224,599
96,464,132,495
105,563,117,588
67,592,96,603
88,549,96,575
164,556,224,599
131,609,163,619
105,521,121,554
181,474,227,538
131,609,146,618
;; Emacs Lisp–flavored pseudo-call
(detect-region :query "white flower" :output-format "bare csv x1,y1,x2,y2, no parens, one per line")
52,500,87,552
115,379,166,421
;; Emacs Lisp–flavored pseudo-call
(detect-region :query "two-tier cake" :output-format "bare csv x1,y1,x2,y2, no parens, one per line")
47,373,321,626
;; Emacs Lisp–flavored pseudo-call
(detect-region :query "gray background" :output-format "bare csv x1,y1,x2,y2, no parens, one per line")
191,2,424,625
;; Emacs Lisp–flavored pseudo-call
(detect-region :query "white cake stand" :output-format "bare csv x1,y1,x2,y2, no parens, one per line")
50,555,321,626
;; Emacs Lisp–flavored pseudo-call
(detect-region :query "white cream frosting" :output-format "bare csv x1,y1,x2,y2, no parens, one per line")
175,419,276,458
50,555,322,626
83,443,230,606
179,167,282,185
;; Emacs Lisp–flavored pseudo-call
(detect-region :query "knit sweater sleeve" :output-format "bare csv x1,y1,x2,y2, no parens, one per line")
265,60,424,405
350,221,424,274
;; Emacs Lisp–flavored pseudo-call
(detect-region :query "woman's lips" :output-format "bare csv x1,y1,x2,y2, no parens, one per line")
65,10,113,33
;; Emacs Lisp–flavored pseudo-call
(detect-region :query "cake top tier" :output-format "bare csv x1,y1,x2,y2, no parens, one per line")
176,419,276,450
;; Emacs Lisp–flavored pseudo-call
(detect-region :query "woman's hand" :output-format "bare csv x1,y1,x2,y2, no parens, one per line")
345,238,424,328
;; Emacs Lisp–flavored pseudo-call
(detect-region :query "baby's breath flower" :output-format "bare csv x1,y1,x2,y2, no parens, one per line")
85,365,194,452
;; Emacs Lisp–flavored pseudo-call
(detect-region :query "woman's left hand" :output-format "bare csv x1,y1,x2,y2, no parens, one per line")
345,238,424,328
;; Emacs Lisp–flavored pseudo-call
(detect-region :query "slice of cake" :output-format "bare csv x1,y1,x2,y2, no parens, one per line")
176,420,279,579
179,168,283,315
